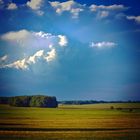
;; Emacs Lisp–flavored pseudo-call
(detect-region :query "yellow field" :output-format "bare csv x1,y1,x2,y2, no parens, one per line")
0,103,140,140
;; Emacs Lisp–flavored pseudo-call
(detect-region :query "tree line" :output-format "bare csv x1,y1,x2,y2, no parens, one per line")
0,96,140,106
0,95,58,108
59,100,140,105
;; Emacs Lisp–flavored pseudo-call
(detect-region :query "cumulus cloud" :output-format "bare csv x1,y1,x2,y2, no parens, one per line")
1,49,56,70
7,3,17,10
1,30,68,48
27,50,44,64
44,49,56,62
126,16,140,24
90,4,127,19
98,11,109,18
58,35,68,46
34,31,68,47
70,8,83,18
5,58,28,70
1,30,31,41
0,55,8,63
0,30,68,70
0,0,3,4
26,0,44,15
90,41,116,49
0,0,44,14
27,0,43,10
49,0,84,18
90,4,127,12
35,31,56,39
0,29,69,70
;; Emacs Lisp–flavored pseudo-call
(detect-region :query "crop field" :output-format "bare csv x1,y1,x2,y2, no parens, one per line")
0,103,140,140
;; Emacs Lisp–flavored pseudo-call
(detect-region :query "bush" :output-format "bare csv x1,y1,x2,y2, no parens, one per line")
116,107,122,110
110,106,114,110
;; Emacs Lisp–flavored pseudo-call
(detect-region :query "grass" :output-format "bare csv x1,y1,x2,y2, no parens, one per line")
0,103,140,140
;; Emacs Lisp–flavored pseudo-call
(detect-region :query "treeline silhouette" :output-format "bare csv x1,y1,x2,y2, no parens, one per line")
59,100,140,105
0,95,58,108
0,96,140,106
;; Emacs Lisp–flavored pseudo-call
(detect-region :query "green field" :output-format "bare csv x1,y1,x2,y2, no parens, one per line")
0,103,140,140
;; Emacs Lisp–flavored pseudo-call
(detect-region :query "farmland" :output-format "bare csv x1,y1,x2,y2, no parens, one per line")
0,103,140,140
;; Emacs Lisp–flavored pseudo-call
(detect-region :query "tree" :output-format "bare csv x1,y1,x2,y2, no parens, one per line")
0,97,9,104
30,96,58,108
8,95,58,108
9,96,31,107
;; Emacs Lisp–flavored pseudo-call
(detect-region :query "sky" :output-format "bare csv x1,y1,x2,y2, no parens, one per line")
0,0,140,101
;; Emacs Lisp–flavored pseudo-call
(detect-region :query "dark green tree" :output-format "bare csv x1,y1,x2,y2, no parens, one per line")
8,95,58,108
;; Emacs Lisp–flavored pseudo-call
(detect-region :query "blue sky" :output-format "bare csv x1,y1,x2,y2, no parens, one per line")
0,0,140,101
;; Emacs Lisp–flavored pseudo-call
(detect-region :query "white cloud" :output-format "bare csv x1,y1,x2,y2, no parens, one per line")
0,55,8,63
90,4,127,12
1,30,68,48
49,0,84,18
0,30,67,70
90,41,116,49
126,16,140,24
5,58,28,70
44,49,56,62
70,8,83,18
35,31,54,38
7,3,17,10
28,50,44,64
34,31,68,47
89,4,127,19
50,0,74,14
1,30,31,41
0,0,3,4
27,0,43,10
2,49,56,70
58,35,68,47
98,11,109,18
36,10,44,16
0,0,44,15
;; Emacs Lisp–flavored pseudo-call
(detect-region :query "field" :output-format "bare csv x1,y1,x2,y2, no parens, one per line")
0,103,140,140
